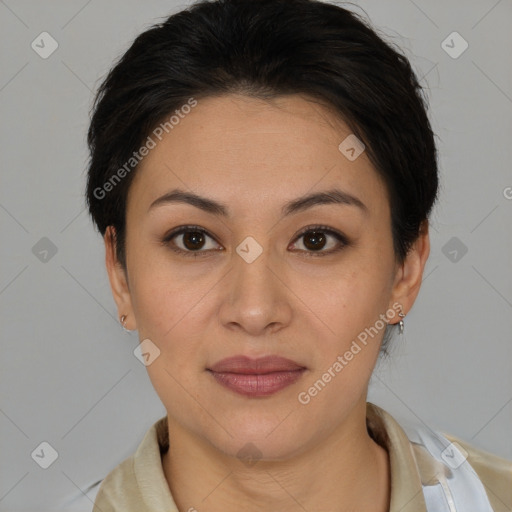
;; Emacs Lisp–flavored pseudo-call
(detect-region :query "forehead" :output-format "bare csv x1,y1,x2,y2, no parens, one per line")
127,94,388,218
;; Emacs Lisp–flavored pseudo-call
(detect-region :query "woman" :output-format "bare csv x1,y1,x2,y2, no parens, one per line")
86,0,511,510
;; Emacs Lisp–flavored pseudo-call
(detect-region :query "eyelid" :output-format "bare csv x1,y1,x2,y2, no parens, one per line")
289,224,349,257
292,224,348,244
162,224,349,257
162,225,222,258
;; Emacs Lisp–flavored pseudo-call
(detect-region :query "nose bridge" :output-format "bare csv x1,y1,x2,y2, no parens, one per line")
219,230,290,333
232,232,276,295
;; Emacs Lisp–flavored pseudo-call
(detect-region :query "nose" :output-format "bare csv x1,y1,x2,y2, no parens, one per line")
217,238,293,337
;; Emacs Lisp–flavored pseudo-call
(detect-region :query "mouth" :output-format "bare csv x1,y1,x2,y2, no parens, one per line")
207,355,307,397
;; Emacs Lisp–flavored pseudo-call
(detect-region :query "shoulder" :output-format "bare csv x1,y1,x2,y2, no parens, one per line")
91,416,171,511
444,433,512,512
92,456,144,512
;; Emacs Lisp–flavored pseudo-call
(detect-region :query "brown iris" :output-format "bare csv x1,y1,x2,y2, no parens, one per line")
182,230,206,250
302,231,327,251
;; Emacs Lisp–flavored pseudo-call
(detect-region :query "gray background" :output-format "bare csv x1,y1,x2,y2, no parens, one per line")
1,0,511,510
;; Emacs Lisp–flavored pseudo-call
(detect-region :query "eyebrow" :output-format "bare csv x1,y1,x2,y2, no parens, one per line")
148,187,368,217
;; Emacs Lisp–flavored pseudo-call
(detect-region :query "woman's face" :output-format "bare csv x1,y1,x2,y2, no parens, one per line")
106,93,428,460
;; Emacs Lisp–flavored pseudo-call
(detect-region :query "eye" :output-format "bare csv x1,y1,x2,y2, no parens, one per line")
162,225,221,258
289,225,349,257
162,224,349,258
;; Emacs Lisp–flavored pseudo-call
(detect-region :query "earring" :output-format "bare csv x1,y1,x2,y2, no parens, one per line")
120,314,132,332
398,306,406,335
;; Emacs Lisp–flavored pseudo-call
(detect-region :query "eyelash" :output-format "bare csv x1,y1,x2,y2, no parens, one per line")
162,224,350,259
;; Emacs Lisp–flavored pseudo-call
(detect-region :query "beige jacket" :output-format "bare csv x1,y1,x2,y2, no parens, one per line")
92,402,512,511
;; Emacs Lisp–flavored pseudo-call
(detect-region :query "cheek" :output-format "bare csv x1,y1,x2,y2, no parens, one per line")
311,261,392,337
128,244,207,336
294,269,392,417
298,255,394,388
132,266,210,405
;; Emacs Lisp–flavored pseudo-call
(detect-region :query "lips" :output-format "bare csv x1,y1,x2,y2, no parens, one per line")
207,355,306,397
208,355,305,374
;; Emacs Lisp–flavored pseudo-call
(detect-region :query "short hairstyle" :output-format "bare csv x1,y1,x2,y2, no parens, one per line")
85,0,439,354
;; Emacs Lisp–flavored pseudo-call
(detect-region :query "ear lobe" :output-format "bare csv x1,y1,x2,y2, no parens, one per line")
389,220,431,315
104,226,134,324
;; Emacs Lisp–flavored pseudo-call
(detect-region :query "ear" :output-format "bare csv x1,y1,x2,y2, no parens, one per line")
104,225,136,331
388,220,431,322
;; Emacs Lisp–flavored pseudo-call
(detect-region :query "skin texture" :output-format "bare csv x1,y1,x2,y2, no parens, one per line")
104,93,430,512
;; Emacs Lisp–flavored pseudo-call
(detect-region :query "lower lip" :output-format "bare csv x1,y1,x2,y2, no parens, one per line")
208,369,306,397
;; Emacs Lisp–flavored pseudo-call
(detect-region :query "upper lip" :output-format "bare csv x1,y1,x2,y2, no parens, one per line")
208,355,305,374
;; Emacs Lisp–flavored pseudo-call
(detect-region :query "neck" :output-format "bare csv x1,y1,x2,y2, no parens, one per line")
162,400,390,512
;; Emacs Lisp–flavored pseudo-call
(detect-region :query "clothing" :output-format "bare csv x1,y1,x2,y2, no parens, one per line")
92,402,512,511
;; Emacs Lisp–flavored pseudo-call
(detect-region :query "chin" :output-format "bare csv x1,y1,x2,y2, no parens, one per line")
205,412,313,462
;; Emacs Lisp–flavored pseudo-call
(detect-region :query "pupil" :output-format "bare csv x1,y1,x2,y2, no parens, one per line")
184,231,204,250
304,231,325,251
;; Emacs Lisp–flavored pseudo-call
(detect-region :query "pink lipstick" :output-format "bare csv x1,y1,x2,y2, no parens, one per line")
207,355,306,397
